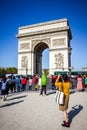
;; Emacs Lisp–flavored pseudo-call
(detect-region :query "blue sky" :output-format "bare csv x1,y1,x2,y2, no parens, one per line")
0,0,87,70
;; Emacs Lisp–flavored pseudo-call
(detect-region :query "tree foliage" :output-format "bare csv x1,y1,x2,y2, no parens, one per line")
0,67,17,74
43,69,49,75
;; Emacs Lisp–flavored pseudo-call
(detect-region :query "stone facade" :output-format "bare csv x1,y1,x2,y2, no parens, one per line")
17,18,72,75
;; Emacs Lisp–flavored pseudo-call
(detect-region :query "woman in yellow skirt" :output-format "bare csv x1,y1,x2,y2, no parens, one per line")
55,74,70,127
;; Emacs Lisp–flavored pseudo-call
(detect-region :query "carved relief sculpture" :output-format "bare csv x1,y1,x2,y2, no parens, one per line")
54,53,64,68
20,43,30,50
52,38,65,47
21,56,28,68
32,38,51,48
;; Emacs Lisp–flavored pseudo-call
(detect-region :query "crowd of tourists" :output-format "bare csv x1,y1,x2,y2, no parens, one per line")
0,72,48,101
50,74,87,91
0,72,87,101
0,72,87,128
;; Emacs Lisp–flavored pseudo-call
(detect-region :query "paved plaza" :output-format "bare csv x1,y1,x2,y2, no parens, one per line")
0,89,87,130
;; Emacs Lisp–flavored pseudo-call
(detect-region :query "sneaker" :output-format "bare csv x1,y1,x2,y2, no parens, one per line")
39,94,43,96
62,122,70,128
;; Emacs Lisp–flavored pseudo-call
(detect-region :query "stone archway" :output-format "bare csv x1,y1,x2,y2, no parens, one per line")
33,42,49,75
17,18,72,75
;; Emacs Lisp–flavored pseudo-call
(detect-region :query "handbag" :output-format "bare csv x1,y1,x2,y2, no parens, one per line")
55,90,64,105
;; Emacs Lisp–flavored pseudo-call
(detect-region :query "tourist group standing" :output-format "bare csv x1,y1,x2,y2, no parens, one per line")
0,72,48,101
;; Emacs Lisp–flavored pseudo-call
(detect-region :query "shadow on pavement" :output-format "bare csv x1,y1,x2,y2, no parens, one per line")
7,95,27,100
0,100,24,108
70,90,76,94
68,104,83,125
47,91,56,95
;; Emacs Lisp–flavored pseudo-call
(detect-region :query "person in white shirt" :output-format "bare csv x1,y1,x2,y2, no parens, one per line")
38,76,42,94
28,77,33,90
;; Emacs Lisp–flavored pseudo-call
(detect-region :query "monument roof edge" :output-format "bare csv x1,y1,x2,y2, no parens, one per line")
17,26,70,38
18,18,68,30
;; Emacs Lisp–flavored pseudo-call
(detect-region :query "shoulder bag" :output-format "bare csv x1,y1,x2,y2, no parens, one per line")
55,90,64,105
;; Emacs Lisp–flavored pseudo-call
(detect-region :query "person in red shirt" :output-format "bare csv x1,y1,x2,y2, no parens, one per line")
33,75,38,90
21,76,27,91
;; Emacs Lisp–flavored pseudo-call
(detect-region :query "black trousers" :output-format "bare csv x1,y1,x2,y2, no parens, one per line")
40,85,46,95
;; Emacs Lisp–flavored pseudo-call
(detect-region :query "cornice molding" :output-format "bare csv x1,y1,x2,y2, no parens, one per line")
18,51,34,54
49,47,72,51
17,27,71,38
19,18,68,30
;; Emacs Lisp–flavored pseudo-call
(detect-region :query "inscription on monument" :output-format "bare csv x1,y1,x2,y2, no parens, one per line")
52,38,65,47
54,53,64,68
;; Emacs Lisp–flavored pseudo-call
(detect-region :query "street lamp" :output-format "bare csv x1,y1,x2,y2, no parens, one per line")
69,66,72,81
25,66,28,75
62,67,64,71
24,59,28,75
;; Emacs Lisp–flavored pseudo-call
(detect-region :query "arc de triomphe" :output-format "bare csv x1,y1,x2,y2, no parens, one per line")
17,18,72,75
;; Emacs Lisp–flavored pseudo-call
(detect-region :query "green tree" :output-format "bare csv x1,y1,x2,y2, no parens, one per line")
6,67,17,74
0,67,17,74
43,69,49,75
0,68,6,74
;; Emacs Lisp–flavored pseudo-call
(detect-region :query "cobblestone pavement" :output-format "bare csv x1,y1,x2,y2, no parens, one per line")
0,89,87,130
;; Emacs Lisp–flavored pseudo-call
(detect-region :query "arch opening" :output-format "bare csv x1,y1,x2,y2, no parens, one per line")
34,42,49,75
